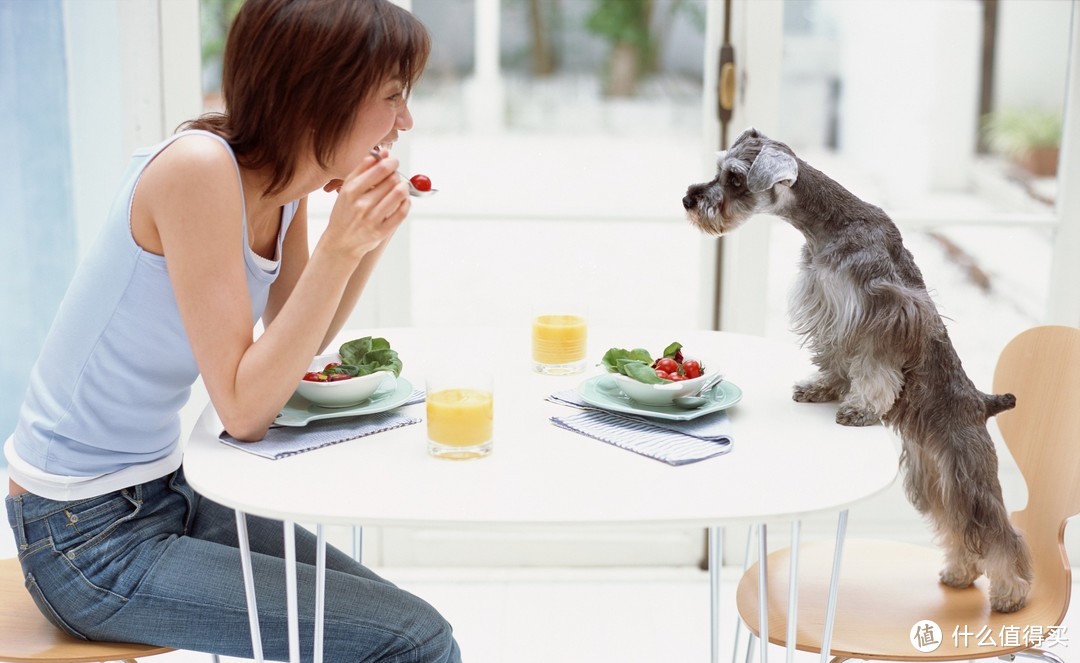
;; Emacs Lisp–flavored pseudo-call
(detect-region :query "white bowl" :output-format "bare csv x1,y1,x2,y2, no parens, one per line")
295,353,395,408
610,368,721,406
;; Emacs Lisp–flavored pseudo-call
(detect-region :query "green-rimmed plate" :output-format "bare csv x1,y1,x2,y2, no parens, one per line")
577,374,742,421
274,377,415,427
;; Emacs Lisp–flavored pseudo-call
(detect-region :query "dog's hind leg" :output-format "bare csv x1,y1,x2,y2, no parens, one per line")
937,429,1033,612
937,527,982,589
985,529,1033,613
904,444,981,587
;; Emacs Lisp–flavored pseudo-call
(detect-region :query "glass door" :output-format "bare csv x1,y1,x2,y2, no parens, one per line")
372,0,721,567
723,0,1079,557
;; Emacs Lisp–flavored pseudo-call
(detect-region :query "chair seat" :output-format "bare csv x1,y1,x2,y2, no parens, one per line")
736,539,1066,661
0,557,173,662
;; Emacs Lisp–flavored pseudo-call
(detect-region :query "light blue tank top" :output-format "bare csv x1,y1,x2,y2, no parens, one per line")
13,130,298,477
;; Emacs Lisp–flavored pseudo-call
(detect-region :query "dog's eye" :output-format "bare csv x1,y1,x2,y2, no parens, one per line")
727,175,743,189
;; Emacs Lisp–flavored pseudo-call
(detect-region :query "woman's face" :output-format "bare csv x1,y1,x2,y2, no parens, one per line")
326,78,414,185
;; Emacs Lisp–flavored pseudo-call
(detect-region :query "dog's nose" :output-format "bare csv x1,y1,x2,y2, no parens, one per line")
682,194,695,210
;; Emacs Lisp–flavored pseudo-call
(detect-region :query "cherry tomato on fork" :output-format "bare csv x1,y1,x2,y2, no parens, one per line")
409,174,432,192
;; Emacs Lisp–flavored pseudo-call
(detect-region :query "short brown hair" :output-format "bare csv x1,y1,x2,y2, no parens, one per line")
184,0,430,195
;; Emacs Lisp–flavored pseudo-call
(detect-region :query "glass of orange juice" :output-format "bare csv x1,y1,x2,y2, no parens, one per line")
532,301,587,375
426,373,494,460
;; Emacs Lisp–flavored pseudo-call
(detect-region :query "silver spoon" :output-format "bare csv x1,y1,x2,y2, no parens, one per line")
369,148,438,197
671,374,726,410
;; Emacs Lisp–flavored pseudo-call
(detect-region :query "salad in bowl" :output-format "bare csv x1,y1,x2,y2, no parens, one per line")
295,336,402,408
601,342,721,406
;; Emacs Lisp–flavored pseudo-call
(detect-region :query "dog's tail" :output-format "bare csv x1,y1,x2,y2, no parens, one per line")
983,392,1016,420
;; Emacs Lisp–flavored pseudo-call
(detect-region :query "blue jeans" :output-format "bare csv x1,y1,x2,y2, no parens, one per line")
5,468,461,662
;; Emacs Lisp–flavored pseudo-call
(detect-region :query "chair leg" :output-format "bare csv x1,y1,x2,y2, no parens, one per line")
999,648,1067,663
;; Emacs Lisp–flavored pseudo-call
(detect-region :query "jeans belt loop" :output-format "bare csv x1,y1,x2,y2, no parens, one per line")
8,495,29,551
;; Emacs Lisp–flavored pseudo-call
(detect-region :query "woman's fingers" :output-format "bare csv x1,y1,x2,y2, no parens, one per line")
321,156,411,260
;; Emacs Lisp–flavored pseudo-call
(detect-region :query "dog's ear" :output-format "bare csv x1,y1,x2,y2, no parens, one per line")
731,127,760,146
746,145,798,193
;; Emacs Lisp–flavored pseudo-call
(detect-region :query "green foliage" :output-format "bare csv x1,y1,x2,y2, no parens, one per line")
982,108,1063,156
201,0,245,67
585,0,654,56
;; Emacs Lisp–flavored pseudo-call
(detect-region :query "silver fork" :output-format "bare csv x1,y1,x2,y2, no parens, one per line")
369,148,438,197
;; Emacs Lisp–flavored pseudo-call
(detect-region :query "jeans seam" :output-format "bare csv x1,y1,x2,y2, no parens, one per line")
24,572,90,640
20,538,51,559
56,547,131,603
54,491,143,560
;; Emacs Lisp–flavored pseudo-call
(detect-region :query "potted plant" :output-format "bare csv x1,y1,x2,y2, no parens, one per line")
982,108,1063,177
585,0,655,97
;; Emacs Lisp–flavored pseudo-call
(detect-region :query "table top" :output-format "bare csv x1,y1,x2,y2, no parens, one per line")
182,327,899,528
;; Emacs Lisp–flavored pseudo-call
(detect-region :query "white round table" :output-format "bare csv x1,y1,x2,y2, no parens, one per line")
183,327,899,663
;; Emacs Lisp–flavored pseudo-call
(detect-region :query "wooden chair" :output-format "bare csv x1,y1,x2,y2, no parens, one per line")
0,557,174,662
735,325,1080,662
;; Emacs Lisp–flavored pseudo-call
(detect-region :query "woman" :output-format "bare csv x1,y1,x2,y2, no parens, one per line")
4,0,461,660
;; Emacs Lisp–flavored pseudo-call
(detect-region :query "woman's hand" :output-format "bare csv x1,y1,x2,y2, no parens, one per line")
318,151,411,264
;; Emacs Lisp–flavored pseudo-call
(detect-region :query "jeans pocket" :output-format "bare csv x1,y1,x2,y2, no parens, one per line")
45,491,142,559
24,571,89,640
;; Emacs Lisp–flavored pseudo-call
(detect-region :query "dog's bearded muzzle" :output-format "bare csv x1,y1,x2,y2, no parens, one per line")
682,183,726,236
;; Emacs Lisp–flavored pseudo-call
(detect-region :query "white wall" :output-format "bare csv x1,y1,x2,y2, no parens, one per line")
995,0,1072,113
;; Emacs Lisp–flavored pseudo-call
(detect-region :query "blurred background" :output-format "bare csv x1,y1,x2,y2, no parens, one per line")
2,0,1077,567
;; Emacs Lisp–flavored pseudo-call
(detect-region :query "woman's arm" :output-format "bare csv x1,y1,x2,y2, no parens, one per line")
263,200,397,355
138,135,409,441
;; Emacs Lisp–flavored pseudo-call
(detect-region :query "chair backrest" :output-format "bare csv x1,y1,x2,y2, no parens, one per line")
993,325,1080,626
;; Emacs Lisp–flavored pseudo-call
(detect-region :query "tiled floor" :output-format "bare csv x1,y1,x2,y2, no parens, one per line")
3,467,1076,663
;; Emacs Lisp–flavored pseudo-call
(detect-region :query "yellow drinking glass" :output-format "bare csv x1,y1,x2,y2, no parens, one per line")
426,374,494,460
532,313,588,375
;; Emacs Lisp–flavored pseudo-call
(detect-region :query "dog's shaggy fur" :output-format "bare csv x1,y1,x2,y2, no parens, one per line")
682,128,1032,612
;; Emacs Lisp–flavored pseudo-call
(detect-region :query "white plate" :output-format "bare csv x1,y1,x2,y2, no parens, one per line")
577,375,742,421
274,377,415,426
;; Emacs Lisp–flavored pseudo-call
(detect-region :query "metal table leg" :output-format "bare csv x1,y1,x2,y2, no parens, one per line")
819,510,849,663
786,520,801,663
235,511,264,662
314,524,327,663
283,521,300,663
732,524,756,663
709,526,725,663
352,525,364,564
758,523,769,663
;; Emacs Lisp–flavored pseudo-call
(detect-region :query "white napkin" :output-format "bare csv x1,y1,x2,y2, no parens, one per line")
548,390,733,466
219,390,424,460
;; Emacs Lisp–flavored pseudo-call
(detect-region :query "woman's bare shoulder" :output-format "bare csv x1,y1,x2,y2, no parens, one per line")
138,133,243,214
132,132,244,253
149,132,237,181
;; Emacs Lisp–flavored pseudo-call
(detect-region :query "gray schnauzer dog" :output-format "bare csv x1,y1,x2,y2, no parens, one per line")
682,128,1032,612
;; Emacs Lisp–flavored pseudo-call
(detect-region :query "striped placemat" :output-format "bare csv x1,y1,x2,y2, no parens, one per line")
548,390,732,466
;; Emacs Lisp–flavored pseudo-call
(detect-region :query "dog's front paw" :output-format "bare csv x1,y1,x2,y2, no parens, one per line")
835,405,880,427
989,577,1031,613
793,382,839,403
